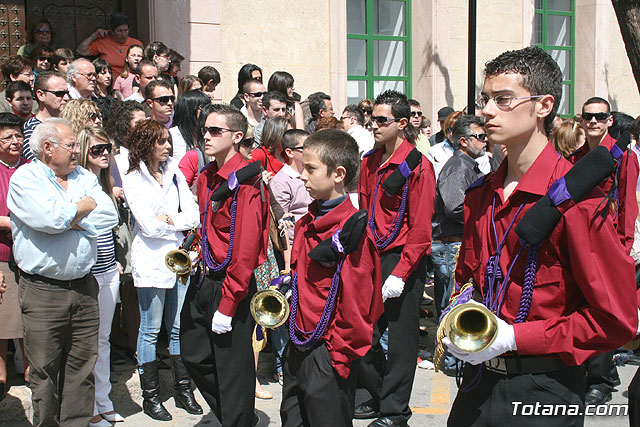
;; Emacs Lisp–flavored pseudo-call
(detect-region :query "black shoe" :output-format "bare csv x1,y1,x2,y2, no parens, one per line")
170,355,203,415
368,416,408,427
354,399,380,419
628,354,640,366
585,388,612,406
0,383,5,402
139,361,172,421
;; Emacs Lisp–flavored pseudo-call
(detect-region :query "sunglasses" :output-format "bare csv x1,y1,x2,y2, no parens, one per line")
42,89,69,98
371,116,401,125
240,138,254,148
248,91,265,97
38,56,50,62
89,143,112,156
152,95,175,105
290,146,304,151
202,126,236,136
35,28,51,34
582,112,610,121
410,111,423,117
469,133,488,142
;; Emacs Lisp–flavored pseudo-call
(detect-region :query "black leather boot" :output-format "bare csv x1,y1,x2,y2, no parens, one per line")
170,355,203,415
139,361,172,421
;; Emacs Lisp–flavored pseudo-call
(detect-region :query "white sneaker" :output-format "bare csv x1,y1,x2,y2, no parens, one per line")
101,412,125,422
89,419,112,427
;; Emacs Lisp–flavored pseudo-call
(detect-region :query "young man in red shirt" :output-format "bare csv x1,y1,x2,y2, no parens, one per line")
443,46,637,426
356,90,436,427
180,103,269,427
280,128,383,426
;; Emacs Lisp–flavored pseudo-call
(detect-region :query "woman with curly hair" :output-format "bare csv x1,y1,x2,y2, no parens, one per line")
121,120,201,421
60,99,102,135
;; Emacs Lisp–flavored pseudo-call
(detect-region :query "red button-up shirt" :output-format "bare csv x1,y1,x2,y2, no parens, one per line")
456,142,637,366
569,133,639,253
291,198,383,379
358,139,436,280
196,152,269,316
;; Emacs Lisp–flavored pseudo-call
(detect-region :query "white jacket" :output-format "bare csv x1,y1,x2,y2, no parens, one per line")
122,157,200,288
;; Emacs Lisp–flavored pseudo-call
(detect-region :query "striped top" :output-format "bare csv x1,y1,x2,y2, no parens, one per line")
91,231,117,275
22,116,41,161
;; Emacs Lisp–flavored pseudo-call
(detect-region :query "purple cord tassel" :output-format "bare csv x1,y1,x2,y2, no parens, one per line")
368,176,409,250
515,244,539,323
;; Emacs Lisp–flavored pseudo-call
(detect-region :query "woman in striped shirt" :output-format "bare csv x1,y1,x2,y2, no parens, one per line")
78,127,124,427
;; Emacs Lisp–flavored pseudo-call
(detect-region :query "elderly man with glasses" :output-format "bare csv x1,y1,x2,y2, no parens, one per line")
7,117,118,427
67,58,97,100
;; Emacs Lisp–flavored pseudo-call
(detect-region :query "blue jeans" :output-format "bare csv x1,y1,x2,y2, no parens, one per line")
432,241,461,371
270,324,289,374
137,280,188,369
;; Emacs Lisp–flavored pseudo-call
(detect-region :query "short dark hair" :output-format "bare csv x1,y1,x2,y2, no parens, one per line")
33,70,66,94
242,78,263,95
282,129,308,151
103,100,147,148
309,92,331,118
135,59,157,76
582,96,610,113
1,55,32,82
342,104,364,125
143,41,170,60
304,128,360,188
6,80,32,100
198,66,221,86
609,111,635,140
262,91,287,110
484,46,562,136
145,79,172,100
200,103,247,137
374,90,410,120
408,99,420,107
451,115,485,150
109,11,129,30
51,48,74,68
0,112,23,131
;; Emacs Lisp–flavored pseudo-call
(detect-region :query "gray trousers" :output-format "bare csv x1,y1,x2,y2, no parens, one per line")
18,273,99,427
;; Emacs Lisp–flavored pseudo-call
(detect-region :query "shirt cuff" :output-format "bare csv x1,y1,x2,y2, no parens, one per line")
217,295,238,318
513,320,548,355
329,350,352,380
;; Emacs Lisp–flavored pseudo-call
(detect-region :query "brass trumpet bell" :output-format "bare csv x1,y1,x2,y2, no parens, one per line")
165,249,193,276
250,289,290,329
443,302,498,353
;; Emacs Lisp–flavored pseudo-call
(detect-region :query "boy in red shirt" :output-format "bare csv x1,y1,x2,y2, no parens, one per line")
180,103,269,427
280,128,383,426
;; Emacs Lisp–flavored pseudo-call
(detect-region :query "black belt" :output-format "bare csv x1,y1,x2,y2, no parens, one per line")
19,270,90,289
203,266,227,280
484,355,568,375
433,236,463,244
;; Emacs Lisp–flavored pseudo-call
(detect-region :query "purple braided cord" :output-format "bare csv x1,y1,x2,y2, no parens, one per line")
438,284,474,323
514,244,539,323
289,258,345,349
368,171,409,250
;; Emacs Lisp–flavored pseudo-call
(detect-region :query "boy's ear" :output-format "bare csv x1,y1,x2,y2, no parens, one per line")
537,94,554,120
334,165,346,183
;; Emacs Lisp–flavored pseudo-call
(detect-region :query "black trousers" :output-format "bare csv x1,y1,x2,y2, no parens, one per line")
356,249,427,422
180,273,256,427
629,366,640,426
448,364,585,427
280,342,356,427
584,350,618,393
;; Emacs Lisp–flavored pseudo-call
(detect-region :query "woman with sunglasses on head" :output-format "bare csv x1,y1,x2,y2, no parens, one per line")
358,98,374,132
17,19,53,59
170,89,210,163
76,127,125,427
122,120,201,421
267,71,304,129
60,99,103,135
93,58,122,100
114,44,143,100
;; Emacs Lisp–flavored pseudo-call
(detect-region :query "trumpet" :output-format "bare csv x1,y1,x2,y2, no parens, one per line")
165,230,201,282
250,272,291,329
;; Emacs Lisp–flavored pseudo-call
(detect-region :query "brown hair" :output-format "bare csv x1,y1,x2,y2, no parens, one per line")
126,120,167,174
177,75,203,97
443,111,464,136
552,119,579,158
77,127,115,202
315,116,340,132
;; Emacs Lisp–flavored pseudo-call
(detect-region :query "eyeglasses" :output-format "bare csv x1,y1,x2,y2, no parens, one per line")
475,94,543,110
38,56,50,62
410,111,423,117
371,116,401,125
157,54,171,62
202,126,237,136
77,72,96,80
290,146,304,151
35,28,51,34
42,89,69,98
89,143,112,156
151,95,175,105
55,142,80,153
339,116,354,121
582,112,610,121
248,91,265,97
469,133,488,142
0,133,24,144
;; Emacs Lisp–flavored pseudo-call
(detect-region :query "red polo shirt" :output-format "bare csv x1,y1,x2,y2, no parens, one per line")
196,152,269,316
291,198,383,379
358,139,436,280
456,142,637,366
568,133,639,254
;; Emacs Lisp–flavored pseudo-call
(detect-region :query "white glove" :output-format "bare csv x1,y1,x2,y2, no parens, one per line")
636,308,640,336
211,310,233,334
442,302,517,365
381,275,405,302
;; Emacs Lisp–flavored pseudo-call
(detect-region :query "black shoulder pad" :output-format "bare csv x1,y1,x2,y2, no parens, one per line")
611,131,631,160
381,148,422,195
308,209,369,264
210,160,261,202
465,174,487,193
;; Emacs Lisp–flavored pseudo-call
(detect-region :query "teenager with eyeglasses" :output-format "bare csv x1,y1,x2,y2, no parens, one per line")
22,71,70,161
